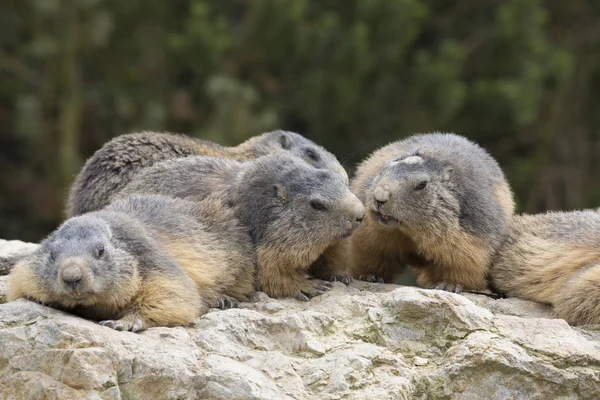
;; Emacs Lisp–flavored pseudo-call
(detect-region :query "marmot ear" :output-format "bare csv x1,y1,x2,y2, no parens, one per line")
442,166,454,183
273,183,288,204
279,132,292,149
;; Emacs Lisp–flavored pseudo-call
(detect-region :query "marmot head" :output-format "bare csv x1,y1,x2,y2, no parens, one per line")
237,153,364,248
366,153,459,231
30,215,138,307
259,130,349,185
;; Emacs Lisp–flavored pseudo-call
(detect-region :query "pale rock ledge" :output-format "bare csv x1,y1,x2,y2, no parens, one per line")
0,240,599,399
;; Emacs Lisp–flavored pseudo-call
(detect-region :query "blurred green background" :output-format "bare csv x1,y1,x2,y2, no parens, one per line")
2,0,600,242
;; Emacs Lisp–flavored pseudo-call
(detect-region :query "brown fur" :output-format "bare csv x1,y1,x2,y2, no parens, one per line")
347,133,513,291
490,210,600,325
8,194,256,331
163,239,254,305
117,153,364,300
349,217,415,283
256,241,328,298
308,240,354,283
107,275,201,329
407,225,493,290
8,259,58,304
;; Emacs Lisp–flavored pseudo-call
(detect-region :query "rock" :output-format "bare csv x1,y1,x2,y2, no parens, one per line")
0,239,39,257
1,242,600,399
413,356,429,366
0,239,39,275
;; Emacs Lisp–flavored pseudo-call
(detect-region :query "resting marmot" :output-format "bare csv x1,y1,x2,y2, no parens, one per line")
349,132,514,292
117,153,366,299
66,130,349,216
490,210,600,325
8,194,256,332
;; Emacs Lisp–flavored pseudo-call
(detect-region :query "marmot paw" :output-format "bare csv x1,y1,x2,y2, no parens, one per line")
215,297,239,309
330,274,353,285
359,274,385,283
428,282,463,293
308,273,353,285
295,280,333,302
99,318,145,333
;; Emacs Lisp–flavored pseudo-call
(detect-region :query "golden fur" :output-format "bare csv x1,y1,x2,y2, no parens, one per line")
8,195,257,331
163,239,255,305
491,210,600,325
112,274,201,328
347,134,513,291
256,241,327,298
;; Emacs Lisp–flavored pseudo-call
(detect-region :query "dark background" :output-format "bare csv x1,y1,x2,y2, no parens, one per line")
2,0,600,242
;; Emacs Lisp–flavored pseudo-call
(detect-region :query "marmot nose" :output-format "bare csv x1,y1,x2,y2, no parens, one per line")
373,186,390,209
61,264,83,289
375,199,386,209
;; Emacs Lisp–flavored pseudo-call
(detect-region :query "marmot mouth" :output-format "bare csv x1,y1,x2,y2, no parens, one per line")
371,210,400,227
60,285,89,299
64,291,85,299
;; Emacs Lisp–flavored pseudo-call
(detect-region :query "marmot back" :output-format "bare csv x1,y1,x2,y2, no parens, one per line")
118,153,365,300
490,210,600,325
8,194,256,332
349,132,514,291
66,130,348,216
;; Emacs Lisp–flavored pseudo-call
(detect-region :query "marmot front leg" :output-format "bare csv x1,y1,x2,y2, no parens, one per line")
412,267,463,293
348,221,408,283
100,314,146,333
308,241,353,285
413,258,488,293
256,248,332,300
99,273,202,333
351,242,403,283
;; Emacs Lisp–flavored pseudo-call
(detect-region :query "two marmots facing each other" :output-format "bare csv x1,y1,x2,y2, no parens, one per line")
66,130,349,217
348,133,515,292
8,194,256,332
490,210,600,326
118,153,365,300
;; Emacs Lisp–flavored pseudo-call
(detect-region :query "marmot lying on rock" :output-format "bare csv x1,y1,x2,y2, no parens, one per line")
8,194,256,332
118,153,365,299
490,209,600,326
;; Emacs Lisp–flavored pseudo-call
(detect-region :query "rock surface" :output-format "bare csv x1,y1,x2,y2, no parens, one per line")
1,242,600,399
0,239,39,275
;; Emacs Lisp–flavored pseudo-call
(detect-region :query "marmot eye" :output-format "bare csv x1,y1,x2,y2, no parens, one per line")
49,251,57,262
414,181,428,191
305,148,320,161
94,246,105,259
310,200,327,211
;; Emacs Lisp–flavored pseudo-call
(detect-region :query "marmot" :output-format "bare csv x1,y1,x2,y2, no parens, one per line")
7,194,256,332
490,210,600,326
348,132,514,292
66,130,349,217
117,153,366,299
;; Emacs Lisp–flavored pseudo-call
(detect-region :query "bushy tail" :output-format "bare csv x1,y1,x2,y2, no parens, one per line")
554,265,600,325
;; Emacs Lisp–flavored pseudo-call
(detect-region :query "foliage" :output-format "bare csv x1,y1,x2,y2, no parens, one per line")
1,0,599,240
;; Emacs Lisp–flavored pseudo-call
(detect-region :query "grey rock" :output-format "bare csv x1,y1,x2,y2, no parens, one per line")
0,239,39,275
1,242,600,399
